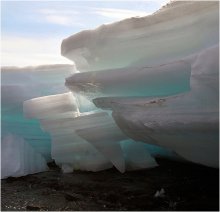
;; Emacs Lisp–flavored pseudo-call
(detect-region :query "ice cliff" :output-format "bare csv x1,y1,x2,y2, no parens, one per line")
1,1,219,178
62,1,219,169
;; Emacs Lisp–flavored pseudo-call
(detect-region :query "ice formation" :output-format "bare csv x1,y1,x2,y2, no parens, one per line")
66,45,219,168
62,1,219,169
1,134,48,179
1,65,75,178
61,1,218,72
1,1,219,177
24,95,162,173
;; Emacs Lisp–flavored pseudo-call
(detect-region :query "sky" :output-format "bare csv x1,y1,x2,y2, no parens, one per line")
1,0,170,67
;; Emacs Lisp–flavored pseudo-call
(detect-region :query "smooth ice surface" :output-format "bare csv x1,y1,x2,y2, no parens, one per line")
65,61,191,98
1,134,48,179
24,92,79,119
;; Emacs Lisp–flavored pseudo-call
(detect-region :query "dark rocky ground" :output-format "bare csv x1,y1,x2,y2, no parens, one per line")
1,158,219,211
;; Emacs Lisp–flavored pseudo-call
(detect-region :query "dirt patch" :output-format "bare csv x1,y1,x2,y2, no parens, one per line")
1,158,219,211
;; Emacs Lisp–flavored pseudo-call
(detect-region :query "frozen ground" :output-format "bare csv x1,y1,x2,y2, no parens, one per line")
1,158,219,211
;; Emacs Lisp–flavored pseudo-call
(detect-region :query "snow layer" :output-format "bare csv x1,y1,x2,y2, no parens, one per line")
61,1,218,72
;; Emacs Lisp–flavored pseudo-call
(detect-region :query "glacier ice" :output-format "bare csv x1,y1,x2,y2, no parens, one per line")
62,1,219,169
61,1,218,72
24,97,161,173
65,45,219,168
65,61,191,98
1,1,219,177
1,65,75,177
1,134,48,179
